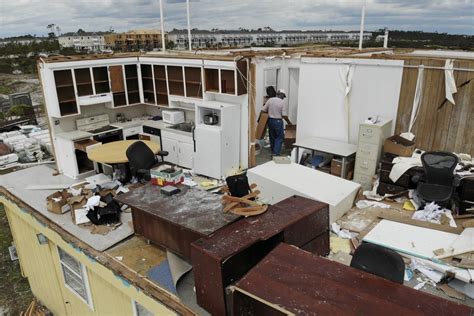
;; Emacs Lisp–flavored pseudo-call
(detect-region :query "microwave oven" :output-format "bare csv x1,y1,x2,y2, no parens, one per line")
162,110,185,124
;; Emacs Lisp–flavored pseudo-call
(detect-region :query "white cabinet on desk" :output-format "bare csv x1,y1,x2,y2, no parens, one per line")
161,130,193,169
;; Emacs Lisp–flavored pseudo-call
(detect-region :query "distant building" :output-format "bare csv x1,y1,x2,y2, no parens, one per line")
167,29,373,49
104,29,167,52
0,36,49,47
58,32,111,52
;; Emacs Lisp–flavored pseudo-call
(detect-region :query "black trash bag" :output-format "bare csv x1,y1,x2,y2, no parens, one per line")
86,193,121,225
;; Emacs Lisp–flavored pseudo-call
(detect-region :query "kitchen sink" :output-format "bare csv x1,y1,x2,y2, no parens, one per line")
169,122,193,133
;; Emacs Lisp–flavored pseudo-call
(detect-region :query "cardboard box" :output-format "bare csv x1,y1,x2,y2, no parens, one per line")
284,124,297,148
383,135,415,157
68,195,87,223
330,158,355,180
46,190,71,214
255,112,269,140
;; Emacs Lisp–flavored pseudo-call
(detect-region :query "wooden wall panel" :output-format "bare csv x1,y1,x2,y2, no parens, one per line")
395,59,474,155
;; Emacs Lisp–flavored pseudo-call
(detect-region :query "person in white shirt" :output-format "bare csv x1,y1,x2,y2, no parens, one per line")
262,89,292,156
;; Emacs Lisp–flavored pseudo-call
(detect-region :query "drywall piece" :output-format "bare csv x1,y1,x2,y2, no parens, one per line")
363,219,458,260
0,165,133,251
437,228,474,259
296,58,403,144
247,161,360,223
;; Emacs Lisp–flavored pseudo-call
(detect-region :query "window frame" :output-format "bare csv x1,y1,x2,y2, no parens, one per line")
132,300,154,316
57,246,94,310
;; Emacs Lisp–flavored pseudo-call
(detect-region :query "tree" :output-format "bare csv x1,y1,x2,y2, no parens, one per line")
166,41,175,50
47,32,56,39
77,29,87,35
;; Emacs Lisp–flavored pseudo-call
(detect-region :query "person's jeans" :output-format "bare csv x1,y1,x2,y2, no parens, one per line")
268,118,284,156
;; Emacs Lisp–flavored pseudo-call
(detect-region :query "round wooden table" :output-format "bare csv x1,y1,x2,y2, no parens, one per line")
87,140,161,164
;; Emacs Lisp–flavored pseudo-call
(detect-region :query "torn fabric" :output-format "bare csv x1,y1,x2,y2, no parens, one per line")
445,59,457,105
402,66,424,141
340,64,355,142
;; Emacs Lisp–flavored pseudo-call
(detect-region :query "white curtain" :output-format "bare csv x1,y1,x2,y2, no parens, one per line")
401,65,425,141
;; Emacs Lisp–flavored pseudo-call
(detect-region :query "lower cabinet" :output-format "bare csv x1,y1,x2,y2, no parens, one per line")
161,131,193,169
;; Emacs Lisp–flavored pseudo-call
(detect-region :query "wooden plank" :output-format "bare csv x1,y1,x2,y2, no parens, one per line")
455,60,474,154
395,59,419,134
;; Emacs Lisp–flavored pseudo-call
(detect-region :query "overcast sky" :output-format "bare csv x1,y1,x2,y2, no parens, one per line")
0,0,473,37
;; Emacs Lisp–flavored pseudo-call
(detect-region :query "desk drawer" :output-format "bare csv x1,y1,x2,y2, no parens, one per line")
123,126,142,137
359,126,381,145
355,156,377,175
357,142,380,160
380,169,410,188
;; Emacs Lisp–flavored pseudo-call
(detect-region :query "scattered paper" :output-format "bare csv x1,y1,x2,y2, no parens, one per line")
356,200,390,209
183,178,197,187
115,186,130,194
410,258,443,283
74,207,90,225
412,202,456,227
68,187,82,197
85,195,101,210
404,268,414,281
331,223,358,239
414,281,426,290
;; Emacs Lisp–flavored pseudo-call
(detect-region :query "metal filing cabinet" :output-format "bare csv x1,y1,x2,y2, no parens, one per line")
353,118,392,190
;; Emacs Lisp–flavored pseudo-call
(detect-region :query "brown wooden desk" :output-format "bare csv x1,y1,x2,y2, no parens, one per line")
87,140,160,164
191,196,329,315
232,243,472,316
114,184,240,260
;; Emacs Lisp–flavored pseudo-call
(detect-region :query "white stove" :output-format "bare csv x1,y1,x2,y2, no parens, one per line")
76,114,123,143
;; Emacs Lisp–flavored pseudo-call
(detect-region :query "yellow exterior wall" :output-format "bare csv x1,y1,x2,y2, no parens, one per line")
2,197,177,316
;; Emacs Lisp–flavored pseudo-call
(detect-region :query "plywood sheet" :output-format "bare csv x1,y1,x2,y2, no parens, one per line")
255,111,268,140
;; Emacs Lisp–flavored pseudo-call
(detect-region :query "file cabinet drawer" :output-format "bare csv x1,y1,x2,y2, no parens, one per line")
355,157,377,175
356,142,380,160
359,125,381,145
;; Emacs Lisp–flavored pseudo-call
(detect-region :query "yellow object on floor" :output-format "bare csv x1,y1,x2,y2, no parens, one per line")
403,200,416,211
330,236,352,254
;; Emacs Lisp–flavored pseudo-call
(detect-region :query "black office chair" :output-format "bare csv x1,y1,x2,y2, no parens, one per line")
350,242,405,284
226,173,252,197
416,151,459,204
126,141,168,182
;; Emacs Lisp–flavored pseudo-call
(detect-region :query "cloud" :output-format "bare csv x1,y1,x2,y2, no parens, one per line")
0,0,472,37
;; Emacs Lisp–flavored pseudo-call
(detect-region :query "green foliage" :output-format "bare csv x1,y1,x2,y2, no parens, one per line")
0,86,12,94
0,112,4,120
166,41,175,50
7,104,31,117
0,39,60,56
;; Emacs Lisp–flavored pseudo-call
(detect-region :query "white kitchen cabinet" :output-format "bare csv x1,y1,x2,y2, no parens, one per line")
177,141,194,169
161,136,179,165
55,136,79,178
161,130,193,169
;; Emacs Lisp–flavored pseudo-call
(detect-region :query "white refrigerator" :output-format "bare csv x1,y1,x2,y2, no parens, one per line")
193,101,240,179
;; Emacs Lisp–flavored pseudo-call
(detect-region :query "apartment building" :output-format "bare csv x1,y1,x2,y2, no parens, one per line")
104,29,167,52
58,32,110,52
167,29,373,49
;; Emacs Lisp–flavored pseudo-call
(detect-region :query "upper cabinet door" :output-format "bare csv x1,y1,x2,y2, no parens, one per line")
54,69,79,117
93,67,110,94
74,68,93,96
109,65,125,93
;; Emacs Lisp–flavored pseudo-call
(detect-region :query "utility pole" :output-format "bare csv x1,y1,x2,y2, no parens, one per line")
358,2,366,50
186,0,192,51
383,28,389,49
159,0,166,51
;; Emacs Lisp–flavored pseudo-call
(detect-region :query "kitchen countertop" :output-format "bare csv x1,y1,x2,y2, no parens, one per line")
55,119,192,142
55,130,92,141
